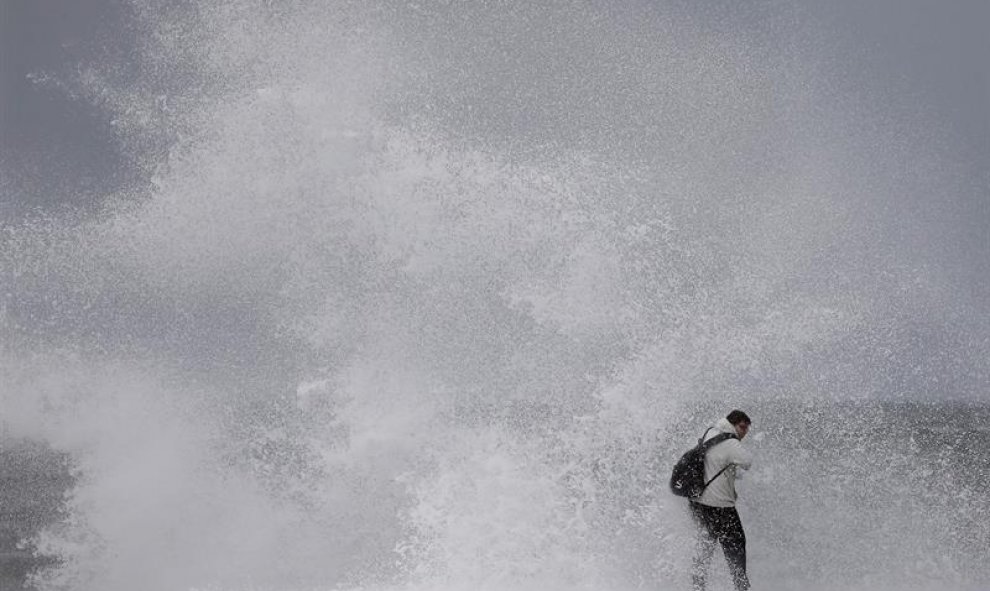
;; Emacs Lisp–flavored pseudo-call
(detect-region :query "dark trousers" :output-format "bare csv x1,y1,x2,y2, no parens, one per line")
688,502,750,591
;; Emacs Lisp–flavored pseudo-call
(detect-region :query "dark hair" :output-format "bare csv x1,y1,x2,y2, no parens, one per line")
726,410,751,426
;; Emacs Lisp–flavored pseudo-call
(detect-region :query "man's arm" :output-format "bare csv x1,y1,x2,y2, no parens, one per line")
730,440,753,470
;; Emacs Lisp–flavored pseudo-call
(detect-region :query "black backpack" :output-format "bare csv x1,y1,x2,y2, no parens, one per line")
669,428,737,498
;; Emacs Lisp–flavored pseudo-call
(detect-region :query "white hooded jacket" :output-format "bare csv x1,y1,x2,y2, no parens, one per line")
695,418,753,508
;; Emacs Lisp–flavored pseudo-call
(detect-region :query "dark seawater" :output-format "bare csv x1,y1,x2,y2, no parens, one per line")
744,399,990,590
0,441,70,591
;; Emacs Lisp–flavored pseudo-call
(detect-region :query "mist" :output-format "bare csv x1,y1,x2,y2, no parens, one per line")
1,2,988,590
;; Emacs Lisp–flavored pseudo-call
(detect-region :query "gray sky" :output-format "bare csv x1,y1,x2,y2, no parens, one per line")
1,0,988,295
2,0,987,212
826,1,988,165
2,0,987,314
1,0,129,212
0,1,987,403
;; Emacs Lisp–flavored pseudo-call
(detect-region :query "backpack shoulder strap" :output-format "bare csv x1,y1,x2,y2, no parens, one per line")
704,463,733,488
699,432,738,489
700,431,736,450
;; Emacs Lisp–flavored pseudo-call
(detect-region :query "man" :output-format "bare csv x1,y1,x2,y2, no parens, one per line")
689,409,753,591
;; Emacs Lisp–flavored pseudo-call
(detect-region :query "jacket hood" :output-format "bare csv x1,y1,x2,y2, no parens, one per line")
715,417,737,435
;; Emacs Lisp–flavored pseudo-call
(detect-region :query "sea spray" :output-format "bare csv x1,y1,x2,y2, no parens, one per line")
1,2,987,590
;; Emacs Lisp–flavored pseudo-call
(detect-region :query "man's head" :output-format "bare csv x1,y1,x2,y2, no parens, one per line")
726,409,751,439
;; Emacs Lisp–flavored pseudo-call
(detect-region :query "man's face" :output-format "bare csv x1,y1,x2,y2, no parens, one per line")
734,421,750,439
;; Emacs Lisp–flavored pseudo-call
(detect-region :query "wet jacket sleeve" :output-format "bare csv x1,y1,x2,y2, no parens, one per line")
729,440,753,470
